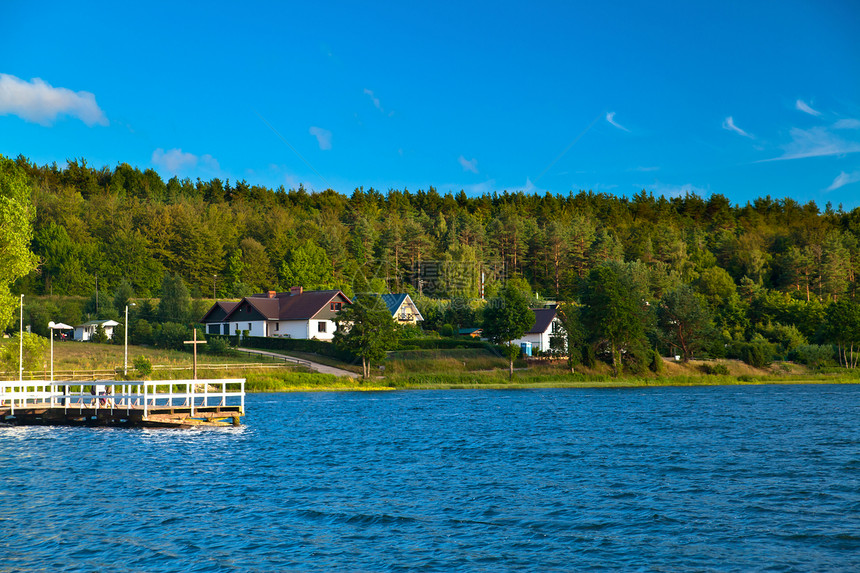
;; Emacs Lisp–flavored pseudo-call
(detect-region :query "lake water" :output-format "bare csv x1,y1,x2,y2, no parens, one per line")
1,385,859,572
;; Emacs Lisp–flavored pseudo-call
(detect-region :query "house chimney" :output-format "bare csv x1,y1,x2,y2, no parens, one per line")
290,286,303,296
268,290,277,299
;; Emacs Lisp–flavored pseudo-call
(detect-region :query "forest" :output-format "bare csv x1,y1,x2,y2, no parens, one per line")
4,153,860,372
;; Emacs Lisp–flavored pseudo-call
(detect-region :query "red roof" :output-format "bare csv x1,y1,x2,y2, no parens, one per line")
221,290,351,322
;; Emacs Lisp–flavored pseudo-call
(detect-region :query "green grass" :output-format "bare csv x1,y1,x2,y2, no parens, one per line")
245,371,390,392
17,341,857,392
382,368,860,390
385,348,511,374
0,340,296,381
248,348,364,374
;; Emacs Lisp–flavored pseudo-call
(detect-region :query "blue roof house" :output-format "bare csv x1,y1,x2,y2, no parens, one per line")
380,294,424,325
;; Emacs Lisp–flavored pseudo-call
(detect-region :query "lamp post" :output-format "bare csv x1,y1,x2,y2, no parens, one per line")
47,321,72,382
19,294,23,383
124,303,136,378
213,274,217,300
49,321,55,383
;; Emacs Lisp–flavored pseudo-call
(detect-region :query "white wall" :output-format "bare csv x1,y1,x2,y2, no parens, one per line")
230,320,267,338
512,332,544,351
512,321,561,353
309,319,337,341
73,325,115,342
229,319,339,340
276,320,310,340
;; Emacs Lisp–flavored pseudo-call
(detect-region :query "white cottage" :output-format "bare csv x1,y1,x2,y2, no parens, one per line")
201,287,352,340
511,308,562,355
73,319,120,342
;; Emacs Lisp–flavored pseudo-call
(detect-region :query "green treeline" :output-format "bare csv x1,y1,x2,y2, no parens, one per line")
6,154,860,370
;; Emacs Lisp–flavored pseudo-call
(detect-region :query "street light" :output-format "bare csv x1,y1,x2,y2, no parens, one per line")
124,303,136,377
213,274,217,300
19,294,23,383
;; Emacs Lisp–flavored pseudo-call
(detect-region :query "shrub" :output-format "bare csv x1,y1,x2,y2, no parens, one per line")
582,345,596,368
741,342,773,368
131,319,153,345
439,324,455,337
623,342,650,375
398,324,423,339
649,349,666,374
92,324,109,344
157,322,191,350
225,334,356,362
133,355,153,379
207,336,231,355
729,340,775,368
700,363,729,375
789,344,836,369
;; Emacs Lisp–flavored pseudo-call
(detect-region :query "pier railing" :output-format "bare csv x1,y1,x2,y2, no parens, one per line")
0,379,245,418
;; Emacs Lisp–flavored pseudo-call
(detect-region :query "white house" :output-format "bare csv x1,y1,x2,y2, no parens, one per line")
511,308,562,355
73,319,120,342
201,287,352,341
380,293,424,325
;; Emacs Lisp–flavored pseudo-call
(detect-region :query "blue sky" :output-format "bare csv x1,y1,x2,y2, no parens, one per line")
2,1,859,208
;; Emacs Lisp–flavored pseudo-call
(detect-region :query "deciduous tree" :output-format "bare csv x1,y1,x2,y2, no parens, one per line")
334,295,400,378
0,156,38,330
482,283,535,379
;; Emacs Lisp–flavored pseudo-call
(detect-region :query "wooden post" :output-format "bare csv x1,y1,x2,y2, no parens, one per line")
183,329,207,381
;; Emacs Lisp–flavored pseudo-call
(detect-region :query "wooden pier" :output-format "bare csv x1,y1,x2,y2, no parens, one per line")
0,379,245,428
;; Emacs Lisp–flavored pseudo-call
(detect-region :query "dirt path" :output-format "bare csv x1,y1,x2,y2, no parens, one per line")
237,347,360,379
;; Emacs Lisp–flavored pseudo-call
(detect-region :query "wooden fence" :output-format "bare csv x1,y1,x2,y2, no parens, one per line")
0,359,309,382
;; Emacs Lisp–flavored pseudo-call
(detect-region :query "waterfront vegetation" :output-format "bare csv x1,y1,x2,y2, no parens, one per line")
4,154,860,386
2,337,859,391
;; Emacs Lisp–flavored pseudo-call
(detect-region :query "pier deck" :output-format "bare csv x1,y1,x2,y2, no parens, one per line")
0,379,245,428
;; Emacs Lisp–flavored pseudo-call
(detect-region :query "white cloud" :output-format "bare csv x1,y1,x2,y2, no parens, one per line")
606,111,630,132
364,88,384,112
458,155,478,173
825,170,860,191
759,126,860,162
309,126,332,150
631,166,659,172
522,178,548,195
834,118,860,130
151,148,219,173
722,116,753,138
796,99,822,117
638,182,708,199
439,179,496,196
0,73,108,126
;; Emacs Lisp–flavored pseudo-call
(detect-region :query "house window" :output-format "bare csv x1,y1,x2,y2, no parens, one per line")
275,323,279,331
318,321,327,333
330,302,342,311
248,323,252,330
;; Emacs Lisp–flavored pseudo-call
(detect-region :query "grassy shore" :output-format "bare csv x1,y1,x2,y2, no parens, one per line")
8,340,857,392
239,362,860,393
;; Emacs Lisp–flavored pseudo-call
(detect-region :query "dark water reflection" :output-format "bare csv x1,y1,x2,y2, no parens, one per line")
2,385,859,571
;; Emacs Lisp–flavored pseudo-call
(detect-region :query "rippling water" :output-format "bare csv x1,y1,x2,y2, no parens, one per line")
2,385,859,571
